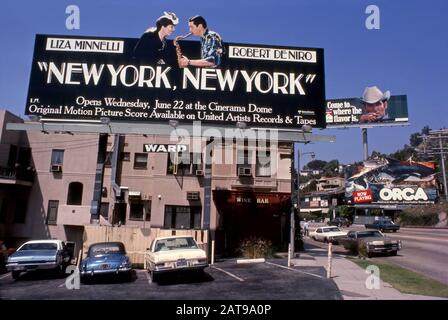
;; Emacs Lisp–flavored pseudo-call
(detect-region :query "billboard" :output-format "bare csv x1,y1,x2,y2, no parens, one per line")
326,89,408,128
345,157,438,206
25,34,326,129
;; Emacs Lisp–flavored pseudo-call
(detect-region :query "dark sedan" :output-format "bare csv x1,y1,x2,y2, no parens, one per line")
340,230,402,257
328,217,351,227
80,242,132,281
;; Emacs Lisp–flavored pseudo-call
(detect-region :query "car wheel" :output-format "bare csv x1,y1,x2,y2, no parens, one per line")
390,251,398,256
312,236,317,241
393,230,397,233
11,271,21,280
149,271,157,283
324,238,328,243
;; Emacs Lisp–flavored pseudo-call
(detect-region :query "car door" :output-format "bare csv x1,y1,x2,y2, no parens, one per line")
315,228,323,241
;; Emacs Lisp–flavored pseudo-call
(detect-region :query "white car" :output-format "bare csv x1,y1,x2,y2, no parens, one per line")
309,226,348,244
145,236,208,282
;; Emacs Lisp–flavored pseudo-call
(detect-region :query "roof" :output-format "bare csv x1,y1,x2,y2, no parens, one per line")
154,235,196,241
21,239,62,244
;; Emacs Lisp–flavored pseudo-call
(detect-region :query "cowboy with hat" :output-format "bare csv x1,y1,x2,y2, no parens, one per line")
359,86,391,123
133,11,179,65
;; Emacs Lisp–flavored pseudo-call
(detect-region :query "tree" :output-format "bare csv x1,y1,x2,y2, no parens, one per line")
410,126,430,148
305,160,327,171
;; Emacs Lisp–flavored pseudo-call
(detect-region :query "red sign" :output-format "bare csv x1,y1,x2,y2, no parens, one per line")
353,190,373,203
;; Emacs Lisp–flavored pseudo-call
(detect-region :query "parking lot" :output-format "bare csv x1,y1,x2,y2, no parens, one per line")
0,258,342,300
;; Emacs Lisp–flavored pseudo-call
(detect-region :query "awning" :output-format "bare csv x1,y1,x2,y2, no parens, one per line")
128,191,141,197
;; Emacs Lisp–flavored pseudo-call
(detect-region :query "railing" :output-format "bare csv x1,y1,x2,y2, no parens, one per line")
0,166,34,183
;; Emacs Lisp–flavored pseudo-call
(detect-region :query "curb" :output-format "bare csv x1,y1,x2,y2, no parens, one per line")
236,258,265,264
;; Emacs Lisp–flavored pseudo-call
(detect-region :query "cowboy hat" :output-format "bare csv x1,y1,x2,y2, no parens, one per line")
361,86,391,104
157,11,179,25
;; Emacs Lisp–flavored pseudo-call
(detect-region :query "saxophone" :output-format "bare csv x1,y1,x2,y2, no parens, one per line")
173,33,192,67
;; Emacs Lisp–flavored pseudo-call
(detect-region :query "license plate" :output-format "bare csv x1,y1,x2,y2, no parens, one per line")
101,264,110,269
176,259,187,267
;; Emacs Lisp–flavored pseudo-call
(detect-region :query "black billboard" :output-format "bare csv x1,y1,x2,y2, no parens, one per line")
25,35,326,129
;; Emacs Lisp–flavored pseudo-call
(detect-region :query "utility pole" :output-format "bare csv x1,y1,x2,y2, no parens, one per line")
288,142,296,267
417,129,448,201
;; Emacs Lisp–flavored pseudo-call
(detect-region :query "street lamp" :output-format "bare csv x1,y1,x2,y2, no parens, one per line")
288,144,315,267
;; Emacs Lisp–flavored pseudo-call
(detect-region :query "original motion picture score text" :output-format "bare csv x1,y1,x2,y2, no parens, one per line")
28,96,317,125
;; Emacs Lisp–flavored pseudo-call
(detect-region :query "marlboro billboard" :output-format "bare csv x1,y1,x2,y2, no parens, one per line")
25,34,326,129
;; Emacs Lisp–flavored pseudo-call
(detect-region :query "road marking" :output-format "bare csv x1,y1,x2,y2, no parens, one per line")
0,273,10,280
210,266,244,282
265,261,325,279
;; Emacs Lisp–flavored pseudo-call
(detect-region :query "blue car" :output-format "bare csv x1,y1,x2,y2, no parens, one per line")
80,242,132,281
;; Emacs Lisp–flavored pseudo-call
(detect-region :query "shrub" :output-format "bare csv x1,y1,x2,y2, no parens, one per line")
238,237,274,259
397,211,439,226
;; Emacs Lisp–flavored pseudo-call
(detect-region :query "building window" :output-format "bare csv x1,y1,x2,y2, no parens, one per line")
47,200,59,225
17,147,31,167
256,150,271,177
167,152,202,175
120,152,130,161
14,199,27,224
134,153,148,169
67,182,83,205
51,149,64,165
129,200,151,221
0,198,7,224
100,202,109,221
236,148,252,172
8,145,18,167
163,205,201,229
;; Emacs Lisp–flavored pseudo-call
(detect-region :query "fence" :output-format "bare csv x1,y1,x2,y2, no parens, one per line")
82,226,208,267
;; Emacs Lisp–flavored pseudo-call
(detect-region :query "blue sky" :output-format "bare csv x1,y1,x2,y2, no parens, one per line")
0,0,447,166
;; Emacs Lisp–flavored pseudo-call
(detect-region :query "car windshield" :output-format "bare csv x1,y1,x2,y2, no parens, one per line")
20,243,58,250
88,243,125,256
324,227,341,232
154,237,198,252
357,231,383,238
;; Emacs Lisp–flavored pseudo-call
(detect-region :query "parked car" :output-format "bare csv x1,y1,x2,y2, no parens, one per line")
328,217,351,227
6,239,74,279
145,236,208,282
365,219,400,232
340,230,402,257
309,226,348,244
80,242,132,281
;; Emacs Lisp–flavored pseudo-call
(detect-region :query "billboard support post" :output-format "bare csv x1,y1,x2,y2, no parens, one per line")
362,128,369,161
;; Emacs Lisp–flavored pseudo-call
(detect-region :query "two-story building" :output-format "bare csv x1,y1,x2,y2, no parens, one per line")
0,110,293,256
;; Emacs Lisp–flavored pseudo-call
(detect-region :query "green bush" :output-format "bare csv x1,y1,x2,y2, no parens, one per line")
397,211,439,226
238,237,274,259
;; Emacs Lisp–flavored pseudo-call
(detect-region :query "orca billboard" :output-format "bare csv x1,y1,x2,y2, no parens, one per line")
345,157,438,206
25,34,326,129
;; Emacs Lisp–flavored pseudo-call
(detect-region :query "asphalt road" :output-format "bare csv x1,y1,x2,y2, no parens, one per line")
306,224,448,285
0,258,342,300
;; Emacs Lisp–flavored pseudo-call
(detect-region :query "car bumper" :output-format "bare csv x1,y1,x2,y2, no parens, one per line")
81,267,132,276
151,263,208,274
6,262,59,272
367,246,399,253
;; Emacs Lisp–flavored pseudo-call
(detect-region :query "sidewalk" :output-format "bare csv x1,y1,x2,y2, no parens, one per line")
292,247,447,300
